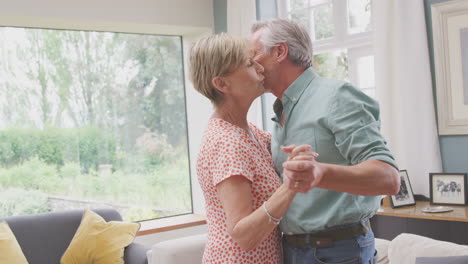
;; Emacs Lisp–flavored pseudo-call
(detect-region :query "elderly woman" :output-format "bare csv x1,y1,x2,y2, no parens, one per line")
189,33,316,264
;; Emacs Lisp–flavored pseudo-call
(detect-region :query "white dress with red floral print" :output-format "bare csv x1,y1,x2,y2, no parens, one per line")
197,118,282,264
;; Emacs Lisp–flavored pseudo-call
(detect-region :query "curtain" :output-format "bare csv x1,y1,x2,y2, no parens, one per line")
373,0,442,197
227,0,257,36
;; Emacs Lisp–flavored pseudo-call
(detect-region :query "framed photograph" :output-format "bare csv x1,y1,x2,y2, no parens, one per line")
390,170,416,208
430,0,468,134
430,173,468,206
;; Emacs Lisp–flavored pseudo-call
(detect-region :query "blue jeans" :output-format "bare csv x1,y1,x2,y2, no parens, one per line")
283,220,377,264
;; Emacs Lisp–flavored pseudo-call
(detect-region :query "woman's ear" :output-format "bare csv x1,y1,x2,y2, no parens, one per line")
275,42,289,63
212,76,229,93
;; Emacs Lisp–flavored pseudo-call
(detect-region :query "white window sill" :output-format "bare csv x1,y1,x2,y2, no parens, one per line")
137,214,206,236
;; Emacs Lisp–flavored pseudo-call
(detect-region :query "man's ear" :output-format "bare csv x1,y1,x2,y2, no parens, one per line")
212,76,229,93
275,42,289,63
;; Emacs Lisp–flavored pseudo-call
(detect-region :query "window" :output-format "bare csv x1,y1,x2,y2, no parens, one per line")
0,27,192,222
278,0,375,97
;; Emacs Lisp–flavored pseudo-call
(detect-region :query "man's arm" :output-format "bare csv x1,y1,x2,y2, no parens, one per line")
283,82,400,196
283,159,400,196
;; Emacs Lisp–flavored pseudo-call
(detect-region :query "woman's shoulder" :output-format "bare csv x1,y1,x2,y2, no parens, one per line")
248,122,271,140
202,119,249,148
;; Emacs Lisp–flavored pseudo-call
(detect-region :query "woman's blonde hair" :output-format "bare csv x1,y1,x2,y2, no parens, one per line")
189,33,250,106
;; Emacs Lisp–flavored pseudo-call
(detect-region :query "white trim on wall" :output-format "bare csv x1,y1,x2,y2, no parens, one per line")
431,0,468,135
0,0,213,29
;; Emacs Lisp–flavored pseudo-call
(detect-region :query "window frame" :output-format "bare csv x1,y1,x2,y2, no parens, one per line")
277,0,374,95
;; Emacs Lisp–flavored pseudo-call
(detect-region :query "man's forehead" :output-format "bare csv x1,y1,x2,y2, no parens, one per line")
251,30,262,41
251,34,264,50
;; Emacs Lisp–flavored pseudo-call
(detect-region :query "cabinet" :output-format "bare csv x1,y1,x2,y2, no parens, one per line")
370,201,468,245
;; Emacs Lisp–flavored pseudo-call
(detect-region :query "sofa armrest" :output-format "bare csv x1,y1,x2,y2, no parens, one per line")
375,238,390,264
148,234,206,264
388,233,468,264
124,243,149,264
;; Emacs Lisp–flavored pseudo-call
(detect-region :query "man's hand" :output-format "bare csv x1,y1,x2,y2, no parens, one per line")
281,145,322,193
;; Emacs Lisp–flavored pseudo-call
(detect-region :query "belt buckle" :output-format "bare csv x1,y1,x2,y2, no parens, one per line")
315,237,333,248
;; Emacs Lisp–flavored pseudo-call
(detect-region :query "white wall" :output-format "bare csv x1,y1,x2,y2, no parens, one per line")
0,0,213,28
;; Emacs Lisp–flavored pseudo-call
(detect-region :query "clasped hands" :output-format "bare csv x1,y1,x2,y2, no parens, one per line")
282,144,322,193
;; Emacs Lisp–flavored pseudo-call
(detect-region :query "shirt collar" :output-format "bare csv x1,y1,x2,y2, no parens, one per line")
282,67,316,105
271,67,317,123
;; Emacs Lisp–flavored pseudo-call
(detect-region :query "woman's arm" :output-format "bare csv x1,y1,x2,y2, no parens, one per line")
216,176,295,251
216,145,315,251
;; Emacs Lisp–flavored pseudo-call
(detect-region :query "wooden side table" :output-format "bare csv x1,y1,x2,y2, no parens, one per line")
370,201,468,245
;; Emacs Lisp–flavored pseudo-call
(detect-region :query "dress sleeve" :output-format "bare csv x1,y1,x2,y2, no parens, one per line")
210,136,255,186
327,83,398,169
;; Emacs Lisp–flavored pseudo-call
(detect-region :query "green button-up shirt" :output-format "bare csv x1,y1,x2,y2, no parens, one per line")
272,68,398,234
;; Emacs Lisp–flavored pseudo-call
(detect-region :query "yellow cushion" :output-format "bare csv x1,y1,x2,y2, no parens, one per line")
0,221,29,264
61,209,140,264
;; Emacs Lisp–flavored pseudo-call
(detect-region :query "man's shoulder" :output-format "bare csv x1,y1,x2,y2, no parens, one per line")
309,75,349,92
310,76,371,101
303,76,354,104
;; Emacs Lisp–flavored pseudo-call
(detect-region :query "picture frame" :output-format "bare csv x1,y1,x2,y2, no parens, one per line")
429,0,468,135
430,173,468,206
390,170,416,208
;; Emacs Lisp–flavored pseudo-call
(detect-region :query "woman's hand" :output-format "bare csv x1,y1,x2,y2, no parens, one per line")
281,144,320,193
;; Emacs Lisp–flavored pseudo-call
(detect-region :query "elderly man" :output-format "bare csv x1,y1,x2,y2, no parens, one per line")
251,18,400,264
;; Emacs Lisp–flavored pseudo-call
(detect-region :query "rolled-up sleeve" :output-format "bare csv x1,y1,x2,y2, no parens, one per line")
327,83,398,170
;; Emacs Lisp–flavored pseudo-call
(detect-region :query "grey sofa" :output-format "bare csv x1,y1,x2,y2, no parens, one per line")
0,208,148,264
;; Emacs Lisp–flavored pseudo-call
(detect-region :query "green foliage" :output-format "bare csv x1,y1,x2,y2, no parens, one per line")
289,3,334,41
36,126,67,166
0,187,51,217
135,129,175,166
0,158,60,192
78,126,116,170
2,28,188,147
0,128,39,166
0,28,192,222
0,154,191,221
0,126,116,170
67,156,191,213
314,4,334,40
144,157,191,211
290,10,311,33
60,162,81,179
122,35,187,146
314,52,349,80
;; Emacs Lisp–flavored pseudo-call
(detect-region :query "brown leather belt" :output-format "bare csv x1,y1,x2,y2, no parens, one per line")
283,220,371,249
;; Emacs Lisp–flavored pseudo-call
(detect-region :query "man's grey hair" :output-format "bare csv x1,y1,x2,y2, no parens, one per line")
251,18,313,68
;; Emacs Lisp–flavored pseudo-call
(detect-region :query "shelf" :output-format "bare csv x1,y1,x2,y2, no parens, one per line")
377,201,468,222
